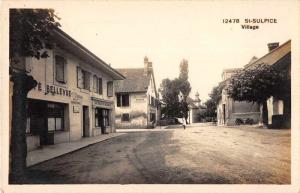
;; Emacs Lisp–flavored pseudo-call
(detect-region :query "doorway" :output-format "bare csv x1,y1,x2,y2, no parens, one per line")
82,106,89,137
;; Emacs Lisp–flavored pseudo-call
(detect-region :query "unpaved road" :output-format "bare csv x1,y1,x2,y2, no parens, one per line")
25,124,290,184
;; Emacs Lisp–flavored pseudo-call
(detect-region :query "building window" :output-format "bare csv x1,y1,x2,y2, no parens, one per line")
103,109,109,126
95,108,101,127
55,55,66,83
83,70,91,90
107,81,113,97
27,100,65,134
47,103,64,131
121,113,130,122
117,94,129,107
95,108,110,127
93,75,103,94
77,67,91,90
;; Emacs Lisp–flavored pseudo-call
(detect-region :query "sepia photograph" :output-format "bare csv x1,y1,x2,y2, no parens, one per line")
0,0,299,193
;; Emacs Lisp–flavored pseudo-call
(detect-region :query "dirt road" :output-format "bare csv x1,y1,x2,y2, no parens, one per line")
25,124,290,184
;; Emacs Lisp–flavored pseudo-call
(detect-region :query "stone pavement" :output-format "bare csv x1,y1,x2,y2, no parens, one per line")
26,132,125,167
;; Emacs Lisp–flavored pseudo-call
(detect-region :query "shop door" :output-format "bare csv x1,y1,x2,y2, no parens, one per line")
82,106,89,137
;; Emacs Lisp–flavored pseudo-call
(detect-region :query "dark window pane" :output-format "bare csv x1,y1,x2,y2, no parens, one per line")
123,94,129,106
121,113,130,122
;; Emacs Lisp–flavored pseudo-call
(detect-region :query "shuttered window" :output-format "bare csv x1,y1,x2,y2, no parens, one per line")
107,81,113,97
77,67,91,91
93,75,103,95
93,75,98,93
83,71,91,90
77,67,83,88
55,55,66,83
98,78,103,95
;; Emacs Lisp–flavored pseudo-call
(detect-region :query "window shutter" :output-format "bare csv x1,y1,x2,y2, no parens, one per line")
99,78,103,95
77,67,83,88
107,81,113,97
63,58,67,83
117,94,121,107
55,55,65,83
93,75,98,93
87,72,91,91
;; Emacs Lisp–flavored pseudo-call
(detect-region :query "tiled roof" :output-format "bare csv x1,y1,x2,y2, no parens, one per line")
114,68,151,93
244,40,291,68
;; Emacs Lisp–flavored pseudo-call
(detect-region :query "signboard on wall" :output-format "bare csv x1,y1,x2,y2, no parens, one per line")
73,105,80,113
33,81,72,97
91,97,114,109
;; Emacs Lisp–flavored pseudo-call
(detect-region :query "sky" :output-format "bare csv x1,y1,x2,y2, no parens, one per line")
54,1,295,101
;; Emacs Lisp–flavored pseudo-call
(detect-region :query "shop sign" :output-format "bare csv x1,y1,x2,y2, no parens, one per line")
73,105,80,113
33,82,71,97
71,92,83,104
92,97,113,108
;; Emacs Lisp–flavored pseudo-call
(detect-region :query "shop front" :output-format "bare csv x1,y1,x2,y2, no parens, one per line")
91,97,115,136
26,99,69,151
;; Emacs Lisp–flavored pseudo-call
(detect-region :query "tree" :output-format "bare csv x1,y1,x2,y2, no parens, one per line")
159,78,181,119
202,84,224,120
226,63,290,125
9,9,60,182
159,59,191,122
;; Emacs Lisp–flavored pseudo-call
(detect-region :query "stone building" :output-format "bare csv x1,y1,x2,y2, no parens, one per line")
10,28,125,151
217,40,291,127
217,68,260,126
114,57,159,128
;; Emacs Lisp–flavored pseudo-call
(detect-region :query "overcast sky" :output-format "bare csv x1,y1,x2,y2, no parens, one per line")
55,1,295,101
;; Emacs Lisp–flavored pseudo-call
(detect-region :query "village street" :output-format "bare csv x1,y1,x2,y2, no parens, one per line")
25,124,290,184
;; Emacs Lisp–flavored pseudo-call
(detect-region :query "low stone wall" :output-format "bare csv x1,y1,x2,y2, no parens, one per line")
227,112,260,126
115,115,149,129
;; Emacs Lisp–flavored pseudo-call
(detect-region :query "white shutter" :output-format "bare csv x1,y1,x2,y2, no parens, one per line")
77,67,83,88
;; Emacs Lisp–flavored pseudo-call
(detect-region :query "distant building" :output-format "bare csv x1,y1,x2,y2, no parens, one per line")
10,28,125,151
217,40,291,127
114,57,160,128
186,92,206,123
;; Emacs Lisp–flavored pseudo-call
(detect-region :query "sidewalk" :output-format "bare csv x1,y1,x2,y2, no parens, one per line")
27,132,125,167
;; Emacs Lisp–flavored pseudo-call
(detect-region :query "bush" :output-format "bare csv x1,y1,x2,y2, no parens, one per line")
245,118,254,125
235,118,244,125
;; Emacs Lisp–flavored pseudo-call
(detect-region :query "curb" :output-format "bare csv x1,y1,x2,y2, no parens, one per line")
27,133,126,168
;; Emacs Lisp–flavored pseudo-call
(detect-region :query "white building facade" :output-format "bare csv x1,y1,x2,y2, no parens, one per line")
114,57,159,128
10,28,125,151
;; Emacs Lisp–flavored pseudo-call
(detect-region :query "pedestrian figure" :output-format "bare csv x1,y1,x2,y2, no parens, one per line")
182,117,186,130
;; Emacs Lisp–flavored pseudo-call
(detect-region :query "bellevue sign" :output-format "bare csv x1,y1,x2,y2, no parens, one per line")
33,81,71,97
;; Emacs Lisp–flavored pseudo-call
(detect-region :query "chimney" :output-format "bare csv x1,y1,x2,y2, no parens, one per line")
267,42,279,52
144,56,152,76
